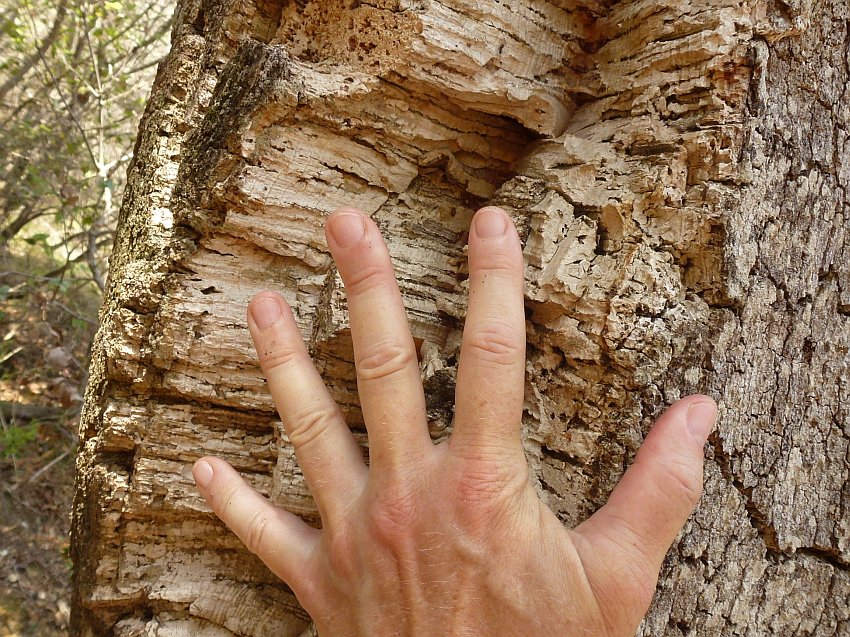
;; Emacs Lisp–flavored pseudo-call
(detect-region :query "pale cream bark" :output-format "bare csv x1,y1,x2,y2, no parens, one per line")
72,0,850,635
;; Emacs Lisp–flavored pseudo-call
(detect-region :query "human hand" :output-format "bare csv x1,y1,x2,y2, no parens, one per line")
192,206,717,636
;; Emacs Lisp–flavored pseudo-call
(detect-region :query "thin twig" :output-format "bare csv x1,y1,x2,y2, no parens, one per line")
25,450,71,486
19,0,99,168
50,299,98,326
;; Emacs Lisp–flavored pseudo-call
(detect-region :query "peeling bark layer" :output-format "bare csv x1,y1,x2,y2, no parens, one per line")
73,0,850,635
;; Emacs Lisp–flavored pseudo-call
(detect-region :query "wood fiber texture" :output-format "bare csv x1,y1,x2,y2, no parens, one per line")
72,0,850,634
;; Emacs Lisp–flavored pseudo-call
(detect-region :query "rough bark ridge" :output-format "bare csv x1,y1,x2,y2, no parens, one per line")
72,0,850,634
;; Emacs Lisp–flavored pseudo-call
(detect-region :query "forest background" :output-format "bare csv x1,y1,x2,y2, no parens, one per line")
0,0,171,633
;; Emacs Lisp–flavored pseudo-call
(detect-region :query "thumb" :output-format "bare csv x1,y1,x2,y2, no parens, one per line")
574,395,717,576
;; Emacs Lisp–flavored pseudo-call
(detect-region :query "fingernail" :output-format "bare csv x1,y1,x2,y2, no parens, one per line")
193,460,214,489
328,212,366,248
474,207,508,238
250,297,282,330
687,401,717,442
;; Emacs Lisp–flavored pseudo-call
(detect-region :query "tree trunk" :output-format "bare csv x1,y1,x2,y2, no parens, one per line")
71,0,850,635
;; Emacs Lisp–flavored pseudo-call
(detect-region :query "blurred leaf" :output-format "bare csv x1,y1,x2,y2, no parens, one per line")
0,345,24,365
24,233,50,245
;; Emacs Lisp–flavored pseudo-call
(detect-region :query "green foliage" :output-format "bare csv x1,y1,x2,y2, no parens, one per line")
1,0,173,307
0,420,40,458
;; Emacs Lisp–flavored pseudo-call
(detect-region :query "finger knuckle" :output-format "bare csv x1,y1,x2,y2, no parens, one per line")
257,342,300,372
457,467,509,503
473,256,520,279
357,341,416,382
453,462,523,528
243,508,274,556
345,263,390,296
213,482,242,522
368,486,419,545
464,321,523,368
657,459,703,507
595,521,656,571
286,404,341,450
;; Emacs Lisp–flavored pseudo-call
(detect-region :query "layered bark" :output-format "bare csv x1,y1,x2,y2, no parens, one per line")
72,0,850,635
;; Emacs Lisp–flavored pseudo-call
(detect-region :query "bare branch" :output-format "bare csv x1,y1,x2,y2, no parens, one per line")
0,0,69,103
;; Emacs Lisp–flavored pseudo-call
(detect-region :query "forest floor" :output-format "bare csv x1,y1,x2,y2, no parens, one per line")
0,258,98,637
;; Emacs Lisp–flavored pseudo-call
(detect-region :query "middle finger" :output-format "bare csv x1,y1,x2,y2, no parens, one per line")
325,208,431,471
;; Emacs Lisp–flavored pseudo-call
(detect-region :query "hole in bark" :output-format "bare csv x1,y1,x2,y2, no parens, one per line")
192,8,205,32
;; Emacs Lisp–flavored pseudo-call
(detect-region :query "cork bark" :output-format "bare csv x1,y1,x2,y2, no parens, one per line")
72,0,850,635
